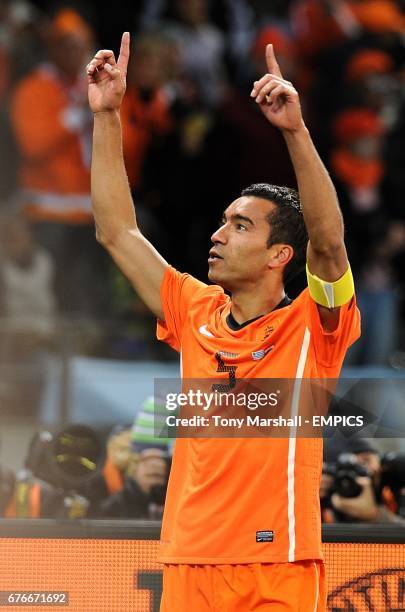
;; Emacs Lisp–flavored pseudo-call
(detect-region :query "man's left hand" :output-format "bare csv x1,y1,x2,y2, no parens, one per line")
250,44,304,133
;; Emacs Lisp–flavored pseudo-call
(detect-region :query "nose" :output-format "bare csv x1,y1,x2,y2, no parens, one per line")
211,223,228,244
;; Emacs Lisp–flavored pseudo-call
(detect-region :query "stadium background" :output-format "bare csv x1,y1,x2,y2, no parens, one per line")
0,0,404,610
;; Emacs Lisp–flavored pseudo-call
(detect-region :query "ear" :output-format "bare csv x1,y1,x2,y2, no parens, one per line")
267,245,294,270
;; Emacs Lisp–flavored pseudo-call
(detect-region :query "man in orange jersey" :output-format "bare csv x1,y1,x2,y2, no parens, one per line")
87,32,360,611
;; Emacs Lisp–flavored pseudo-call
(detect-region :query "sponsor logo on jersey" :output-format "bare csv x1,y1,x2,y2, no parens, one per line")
256,530,274,543
199,325,215,338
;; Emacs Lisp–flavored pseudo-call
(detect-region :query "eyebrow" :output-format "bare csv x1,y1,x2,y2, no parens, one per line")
221,213,255,227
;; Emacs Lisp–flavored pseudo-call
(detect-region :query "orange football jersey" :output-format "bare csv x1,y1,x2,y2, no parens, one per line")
157,266,360,564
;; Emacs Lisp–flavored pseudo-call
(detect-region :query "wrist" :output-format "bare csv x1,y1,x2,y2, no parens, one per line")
93,109,121,126
93,108,120,117
281,122,309,140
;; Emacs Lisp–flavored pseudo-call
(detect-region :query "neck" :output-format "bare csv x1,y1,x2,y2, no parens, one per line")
230,280,285,324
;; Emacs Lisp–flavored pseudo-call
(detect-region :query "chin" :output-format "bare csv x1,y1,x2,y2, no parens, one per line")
208,268,216,281
208,267,221,283
208,268,231,290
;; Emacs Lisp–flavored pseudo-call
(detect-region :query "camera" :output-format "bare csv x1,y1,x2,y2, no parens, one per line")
25,424,105,496
333,453,370,498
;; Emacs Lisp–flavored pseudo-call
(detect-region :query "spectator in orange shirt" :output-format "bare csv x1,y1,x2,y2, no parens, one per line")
10,9,108,316
330,108,405,364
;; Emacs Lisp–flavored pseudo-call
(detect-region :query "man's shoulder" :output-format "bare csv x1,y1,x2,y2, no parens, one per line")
283,287,310,313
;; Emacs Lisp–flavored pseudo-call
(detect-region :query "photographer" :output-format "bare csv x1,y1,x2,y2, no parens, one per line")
4,425,105,519
97,399,170,519
321,439,405,524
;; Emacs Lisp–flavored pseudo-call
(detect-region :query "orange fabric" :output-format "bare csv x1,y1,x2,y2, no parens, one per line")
3,496,16,518
346,49,394,81
252,27,296,59
29,482,41,518
102,458,124,495
121,87,172,189
331,149,384,189
3,482,41,518
157,267,360,564
291,1,347,59
350,0,405,33
10,65,92,223
333,109,384,145
161,561,326,611
382,485,398,514
23,205,92,225
51,9,94,43
321,508,335,524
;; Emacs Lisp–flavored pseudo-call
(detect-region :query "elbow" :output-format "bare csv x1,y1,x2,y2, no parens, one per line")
95,225,108,247
310,223,345,259
95,224,140,250
95,225,118,250
310,240,345,260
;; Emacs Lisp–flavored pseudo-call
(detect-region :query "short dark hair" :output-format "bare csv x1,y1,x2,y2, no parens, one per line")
241,183,308,283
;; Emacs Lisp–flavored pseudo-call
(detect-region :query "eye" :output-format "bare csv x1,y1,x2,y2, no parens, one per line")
236,223,247,231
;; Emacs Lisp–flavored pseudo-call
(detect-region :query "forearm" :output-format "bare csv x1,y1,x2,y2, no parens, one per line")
283,126,344,254
91,110,137,245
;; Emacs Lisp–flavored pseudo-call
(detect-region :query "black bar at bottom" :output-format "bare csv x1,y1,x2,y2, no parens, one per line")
0,519,404,544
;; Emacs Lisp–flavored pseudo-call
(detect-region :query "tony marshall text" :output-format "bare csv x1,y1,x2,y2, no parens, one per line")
166,415,364,428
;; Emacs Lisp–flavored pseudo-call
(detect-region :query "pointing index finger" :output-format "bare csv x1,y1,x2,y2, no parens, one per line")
117,31,130,74
265,43,283,78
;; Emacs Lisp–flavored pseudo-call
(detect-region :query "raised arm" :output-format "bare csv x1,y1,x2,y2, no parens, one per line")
250,44,349,329
87,32,168,320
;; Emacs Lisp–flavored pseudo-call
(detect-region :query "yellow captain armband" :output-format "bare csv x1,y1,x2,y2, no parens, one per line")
306,264,354,308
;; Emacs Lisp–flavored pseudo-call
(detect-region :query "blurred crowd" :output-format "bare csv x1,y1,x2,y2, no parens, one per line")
0,397,172,520
0,0,403,369
321,437,405,524
0,0,404,527
1,399,405,524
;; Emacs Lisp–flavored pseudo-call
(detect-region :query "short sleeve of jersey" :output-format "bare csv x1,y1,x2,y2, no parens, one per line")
156,266,208,352
303,288,361,368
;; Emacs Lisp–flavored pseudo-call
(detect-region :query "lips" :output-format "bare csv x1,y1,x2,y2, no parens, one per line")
208,249,223,261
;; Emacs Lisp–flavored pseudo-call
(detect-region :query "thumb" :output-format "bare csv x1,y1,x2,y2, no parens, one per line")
330,492,344,510
265,44,283,77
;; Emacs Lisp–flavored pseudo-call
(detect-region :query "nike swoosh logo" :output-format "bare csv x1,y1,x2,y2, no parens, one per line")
199,325,215,338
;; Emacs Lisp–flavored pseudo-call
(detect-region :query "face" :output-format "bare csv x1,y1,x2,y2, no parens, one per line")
50,34,91,80
208,196,292,291
127,449,167,495
107,429,132,472
175,0,208,26
131,43,166,91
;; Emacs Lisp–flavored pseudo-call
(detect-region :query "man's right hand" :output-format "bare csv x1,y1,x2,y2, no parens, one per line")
87,32,130,114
